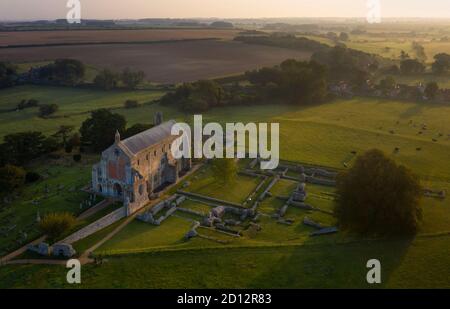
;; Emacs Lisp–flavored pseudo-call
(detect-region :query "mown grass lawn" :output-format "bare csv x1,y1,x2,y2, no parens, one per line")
184,164,261,204
96,216,195,255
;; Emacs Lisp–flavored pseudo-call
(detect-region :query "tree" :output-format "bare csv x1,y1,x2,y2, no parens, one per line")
0,131,50,166
38,212,76,241
52,59,85,85
400,59,425,74
246,67,281,86
0,165,26,196
123,123,153,139
38,104,59,117
211,158,237,184
94,69,119,90
17,99,39,110
425,82,439,100
378,76,396,95
67,133,81,148
210,21,234,28
53,125,75,147
400,50,410,61
160,80,224,112
80,109,126,151
121,68,145,89
277,59,328,104
432,53,450,74
0,62,17,89
335,149,422,235
339,32,349,42
412,42,427,62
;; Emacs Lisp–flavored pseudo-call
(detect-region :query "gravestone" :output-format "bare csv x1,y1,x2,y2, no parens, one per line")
52,243,76,258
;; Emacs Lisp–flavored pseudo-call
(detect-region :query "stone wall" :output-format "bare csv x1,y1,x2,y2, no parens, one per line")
61,206,127,244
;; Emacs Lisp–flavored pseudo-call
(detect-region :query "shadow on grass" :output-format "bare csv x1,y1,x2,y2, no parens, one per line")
247,235,413,288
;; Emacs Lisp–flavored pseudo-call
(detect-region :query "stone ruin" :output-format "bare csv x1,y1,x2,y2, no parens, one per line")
423,188,446,199
27,242,51,256
292,182,307,202
27,242,76,258
303,217,338,237
137,195,186,225
199,205,259,236
277,181,309,218
184,221,200,240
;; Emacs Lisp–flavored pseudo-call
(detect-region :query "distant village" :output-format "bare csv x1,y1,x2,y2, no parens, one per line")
329,79,450,103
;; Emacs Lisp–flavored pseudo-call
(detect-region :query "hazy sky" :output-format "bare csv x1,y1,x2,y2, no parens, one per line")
1,0,450,20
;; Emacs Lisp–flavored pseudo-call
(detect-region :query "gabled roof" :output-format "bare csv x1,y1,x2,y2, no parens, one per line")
120,120,177,156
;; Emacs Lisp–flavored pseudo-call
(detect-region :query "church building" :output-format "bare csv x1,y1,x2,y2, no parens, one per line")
91,115,191,215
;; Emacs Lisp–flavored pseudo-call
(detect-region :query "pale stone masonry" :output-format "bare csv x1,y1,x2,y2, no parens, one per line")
92,116,191,215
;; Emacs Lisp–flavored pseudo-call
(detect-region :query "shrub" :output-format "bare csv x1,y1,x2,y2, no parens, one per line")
25,171,41,183
39,212,76,241
335,149,422,236
0,164,26,195
17,99,39,110
39,104,59,117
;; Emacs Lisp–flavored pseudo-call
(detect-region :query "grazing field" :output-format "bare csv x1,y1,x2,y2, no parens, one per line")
0,85,168,138
1,235,450,288
1,83,450,288
0,29,240,47
0,40,312,83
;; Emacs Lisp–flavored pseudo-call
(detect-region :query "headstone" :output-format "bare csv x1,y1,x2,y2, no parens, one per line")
52,243,76,258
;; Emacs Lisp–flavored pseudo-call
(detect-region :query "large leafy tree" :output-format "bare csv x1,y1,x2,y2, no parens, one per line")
0,62,18,89
425,82,439,100
121,68,145,89
432,53,450,74
80,109,126,151
52,59,85,85
94,69,120,90
400,59,425,74
335,149,422,236
0,131,51,166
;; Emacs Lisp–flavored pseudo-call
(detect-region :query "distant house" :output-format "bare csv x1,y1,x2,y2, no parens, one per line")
91,115,191,215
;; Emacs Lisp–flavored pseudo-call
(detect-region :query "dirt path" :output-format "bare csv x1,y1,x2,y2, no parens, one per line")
0,236,47,265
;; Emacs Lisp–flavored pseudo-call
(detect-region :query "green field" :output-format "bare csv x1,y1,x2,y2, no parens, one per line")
1,235,449,288
1,84,450,288
0,85,167,138
183,164,262,204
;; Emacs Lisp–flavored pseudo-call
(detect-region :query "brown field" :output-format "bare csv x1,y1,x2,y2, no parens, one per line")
0,40,311,83
0,29,240,47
